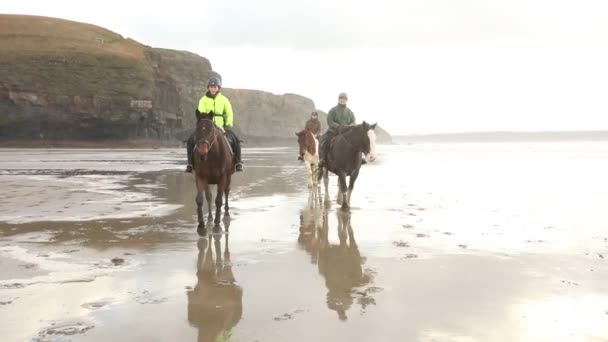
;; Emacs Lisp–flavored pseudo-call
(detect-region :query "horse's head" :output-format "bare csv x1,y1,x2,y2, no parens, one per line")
296,130,316,158
359,121,378,162
195,118,218,158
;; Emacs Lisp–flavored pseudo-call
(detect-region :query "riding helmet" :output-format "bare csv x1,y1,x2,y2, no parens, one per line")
208,77,222,87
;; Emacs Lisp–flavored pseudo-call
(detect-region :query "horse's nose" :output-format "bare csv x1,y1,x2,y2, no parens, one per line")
198,143,209,155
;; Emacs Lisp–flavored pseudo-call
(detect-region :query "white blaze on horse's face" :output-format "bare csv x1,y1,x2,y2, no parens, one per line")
367,128,377,162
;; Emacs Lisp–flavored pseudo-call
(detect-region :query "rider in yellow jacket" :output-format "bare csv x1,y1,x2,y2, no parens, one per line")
186,77,243,172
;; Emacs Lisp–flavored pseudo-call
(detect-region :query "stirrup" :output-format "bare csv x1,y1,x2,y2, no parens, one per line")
185,164,193,173
235,163,243,172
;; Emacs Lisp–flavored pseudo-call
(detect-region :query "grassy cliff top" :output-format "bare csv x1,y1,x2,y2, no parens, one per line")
0,14,153,98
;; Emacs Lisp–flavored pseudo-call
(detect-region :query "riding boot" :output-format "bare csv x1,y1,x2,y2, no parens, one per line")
185,134,194,173
230,131,243,172
234,135,243,172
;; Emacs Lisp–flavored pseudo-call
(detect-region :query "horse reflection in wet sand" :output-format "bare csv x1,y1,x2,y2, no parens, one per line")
296,129,320,188
192,115,235,230
318,122,377,210
298,202,375,321
187,216,242,342
298,189,323,262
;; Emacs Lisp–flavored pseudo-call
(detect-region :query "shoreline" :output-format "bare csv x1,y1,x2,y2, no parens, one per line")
0,137,302,149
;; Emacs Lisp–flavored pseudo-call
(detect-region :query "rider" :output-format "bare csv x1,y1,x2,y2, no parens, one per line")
318,92,355,168
185,77,243,173
298,111,322,161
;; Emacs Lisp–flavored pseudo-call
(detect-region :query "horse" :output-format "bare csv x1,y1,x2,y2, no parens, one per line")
318,121,377,210
192,115,235,229
296,129,320,188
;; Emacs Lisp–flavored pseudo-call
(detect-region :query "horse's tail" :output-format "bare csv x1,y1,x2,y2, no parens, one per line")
317,165,324,182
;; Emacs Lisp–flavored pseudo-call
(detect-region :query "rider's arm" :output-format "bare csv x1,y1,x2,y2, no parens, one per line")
348,108,356,125
327,108,340,129
223,97,234,128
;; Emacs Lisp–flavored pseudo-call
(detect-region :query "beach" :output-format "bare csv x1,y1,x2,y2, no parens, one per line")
0,143,607,342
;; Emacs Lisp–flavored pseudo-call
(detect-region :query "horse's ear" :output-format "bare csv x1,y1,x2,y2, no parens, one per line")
371,122,377,130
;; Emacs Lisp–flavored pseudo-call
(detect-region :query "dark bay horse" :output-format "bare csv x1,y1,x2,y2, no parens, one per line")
296,129,320,188
192,116,235,228
318,121,377,210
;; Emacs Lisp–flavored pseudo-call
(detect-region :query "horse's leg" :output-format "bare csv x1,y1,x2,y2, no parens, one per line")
338,173,349,210
204,183,213,223
323,168,331,207
195,177,205,229
311,159,319,187
215,178,225,225
317,185,322,206
224,175,231,216
346,168,360,208
305,157,313,188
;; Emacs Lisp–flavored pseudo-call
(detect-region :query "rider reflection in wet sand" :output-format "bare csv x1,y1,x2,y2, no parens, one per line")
187,217,242,342
298,197,375,321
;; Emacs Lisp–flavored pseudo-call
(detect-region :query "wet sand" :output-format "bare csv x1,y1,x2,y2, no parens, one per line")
1,144,608,342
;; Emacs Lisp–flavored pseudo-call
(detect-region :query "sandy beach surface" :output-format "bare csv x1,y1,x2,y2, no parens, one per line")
0,143,607,342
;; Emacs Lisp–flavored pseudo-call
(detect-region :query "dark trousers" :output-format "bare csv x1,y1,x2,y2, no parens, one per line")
186,130,242,165
318,130,335,161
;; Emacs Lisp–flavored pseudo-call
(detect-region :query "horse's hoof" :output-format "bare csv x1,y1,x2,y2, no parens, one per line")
212,224,222,233
197,224,207,236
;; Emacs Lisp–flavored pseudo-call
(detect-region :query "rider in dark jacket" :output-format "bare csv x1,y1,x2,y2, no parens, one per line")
318,92,355,168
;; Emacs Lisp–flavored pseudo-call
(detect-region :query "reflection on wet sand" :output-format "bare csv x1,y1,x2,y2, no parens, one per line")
299,192,375,321
187,216,242,342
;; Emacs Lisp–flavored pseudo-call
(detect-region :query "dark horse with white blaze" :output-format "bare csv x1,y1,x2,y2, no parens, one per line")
318,121,377,210
192,115,236,229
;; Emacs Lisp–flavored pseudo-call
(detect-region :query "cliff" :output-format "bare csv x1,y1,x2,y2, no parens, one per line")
0,14,392,144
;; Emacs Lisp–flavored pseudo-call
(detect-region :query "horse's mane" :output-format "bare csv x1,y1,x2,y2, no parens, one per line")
298,128,314,136
335,125,359,134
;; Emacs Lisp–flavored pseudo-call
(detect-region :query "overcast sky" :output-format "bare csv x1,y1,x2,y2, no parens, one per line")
4,1,608,134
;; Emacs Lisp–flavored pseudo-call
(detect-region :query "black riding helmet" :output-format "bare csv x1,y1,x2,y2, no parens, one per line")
208,77,221,88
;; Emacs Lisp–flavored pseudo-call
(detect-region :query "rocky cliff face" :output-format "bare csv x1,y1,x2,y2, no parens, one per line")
221,89,317,139
0,15,391,144
0,15,185,140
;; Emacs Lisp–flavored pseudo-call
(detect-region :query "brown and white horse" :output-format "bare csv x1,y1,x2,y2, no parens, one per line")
296,129,320,188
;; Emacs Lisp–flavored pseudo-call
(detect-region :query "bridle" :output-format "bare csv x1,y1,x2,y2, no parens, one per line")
195,119,219,160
